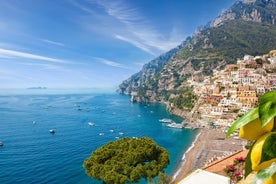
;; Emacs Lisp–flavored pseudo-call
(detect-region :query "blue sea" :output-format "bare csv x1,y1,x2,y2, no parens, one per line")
0,89,197,184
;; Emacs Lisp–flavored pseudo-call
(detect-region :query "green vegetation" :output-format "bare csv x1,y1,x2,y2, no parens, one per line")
119,20,276,105
148,172,172,184
174,74,191,88
83,137,169,184
227,91,276,183
157,172,172,184
175,20,276,65
118,1,276,109
169,87,197,109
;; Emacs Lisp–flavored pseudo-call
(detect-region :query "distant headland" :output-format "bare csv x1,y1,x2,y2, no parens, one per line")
27,87,47,90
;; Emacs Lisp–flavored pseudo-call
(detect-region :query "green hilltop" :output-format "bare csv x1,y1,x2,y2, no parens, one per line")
118,0,276,110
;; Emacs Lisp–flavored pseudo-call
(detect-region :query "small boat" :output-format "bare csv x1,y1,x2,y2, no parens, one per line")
88,122,95,126
49,129,55,133
167,123,183,129
119,132,124,135
0,141,3,146
99,133,104,136
159,119,174,123
109,129,114,132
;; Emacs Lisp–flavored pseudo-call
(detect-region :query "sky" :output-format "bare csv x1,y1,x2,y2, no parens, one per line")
0,0,236,89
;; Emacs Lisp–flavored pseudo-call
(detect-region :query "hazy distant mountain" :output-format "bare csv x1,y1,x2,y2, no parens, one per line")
118,0,276,105
27,87,47,89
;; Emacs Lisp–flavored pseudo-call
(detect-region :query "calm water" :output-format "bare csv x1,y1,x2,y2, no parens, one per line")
0,89,197,184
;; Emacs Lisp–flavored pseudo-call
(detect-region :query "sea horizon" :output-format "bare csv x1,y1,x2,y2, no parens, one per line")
0,87,118,96
0,89,197,184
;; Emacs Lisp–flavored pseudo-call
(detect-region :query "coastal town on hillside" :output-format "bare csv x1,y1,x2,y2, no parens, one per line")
185,50,276,130
173,50,276,183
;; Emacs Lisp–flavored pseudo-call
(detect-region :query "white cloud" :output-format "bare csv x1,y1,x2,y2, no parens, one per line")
0,53,14,59
40,39,65,47
70,0,97,15
0,48,69,63
74,0,184,55
115,35,155,55
20,62,71,72
93,57,129,69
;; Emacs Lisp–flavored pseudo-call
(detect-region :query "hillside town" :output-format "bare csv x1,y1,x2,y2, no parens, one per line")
186,50,276,130
173,50,276,184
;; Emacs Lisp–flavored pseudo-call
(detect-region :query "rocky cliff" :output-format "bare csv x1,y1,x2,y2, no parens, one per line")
211,0,276,27
118,0,276,111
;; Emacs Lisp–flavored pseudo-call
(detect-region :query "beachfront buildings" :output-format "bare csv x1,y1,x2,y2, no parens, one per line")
188,50,276,129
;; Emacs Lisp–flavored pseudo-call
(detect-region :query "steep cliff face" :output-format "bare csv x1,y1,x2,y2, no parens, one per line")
118,0,276,106
211,0,276,27
117,42,185,96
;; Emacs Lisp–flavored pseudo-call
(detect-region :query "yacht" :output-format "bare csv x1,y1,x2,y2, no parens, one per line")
49,129,55,133
88,122,95,126
159,119,173,123
167,123,183,129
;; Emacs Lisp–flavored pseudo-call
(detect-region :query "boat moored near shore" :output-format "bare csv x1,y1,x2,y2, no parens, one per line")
159,119,174,123
167,122,183,129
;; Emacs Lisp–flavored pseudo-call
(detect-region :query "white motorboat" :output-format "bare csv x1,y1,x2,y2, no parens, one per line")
159,119,174,123
166,123,183,129
88,122,95,126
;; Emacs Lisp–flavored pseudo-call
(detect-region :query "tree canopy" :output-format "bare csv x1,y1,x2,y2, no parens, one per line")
83,137,170,184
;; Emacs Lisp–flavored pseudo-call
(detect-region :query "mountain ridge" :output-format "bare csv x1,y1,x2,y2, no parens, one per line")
211,0,276,27
117,0,276,109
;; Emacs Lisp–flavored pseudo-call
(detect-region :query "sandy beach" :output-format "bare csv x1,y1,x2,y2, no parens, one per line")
173,128,247,183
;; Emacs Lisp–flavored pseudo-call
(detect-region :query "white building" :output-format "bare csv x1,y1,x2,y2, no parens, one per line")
178,169,230,184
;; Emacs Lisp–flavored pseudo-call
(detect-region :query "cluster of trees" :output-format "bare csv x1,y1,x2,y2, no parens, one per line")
134,19,276,108
83,137,170,184
175,20,276,66
169,87,198,110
